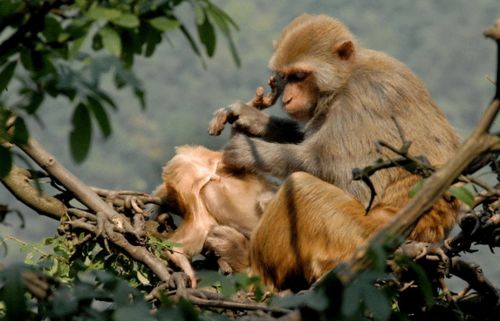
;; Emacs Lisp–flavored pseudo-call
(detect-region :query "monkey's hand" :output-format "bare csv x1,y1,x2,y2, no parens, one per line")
208,101,271,137
223,134,294,178
205,225,250,274
222,134,258,172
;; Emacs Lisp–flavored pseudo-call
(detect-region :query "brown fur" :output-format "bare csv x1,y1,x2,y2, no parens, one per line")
154,145,276,286
216,14,461,291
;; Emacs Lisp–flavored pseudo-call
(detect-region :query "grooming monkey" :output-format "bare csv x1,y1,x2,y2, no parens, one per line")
157,14,460,291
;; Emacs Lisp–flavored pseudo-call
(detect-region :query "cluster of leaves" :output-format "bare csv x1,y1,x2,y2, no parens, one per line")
0,266,206,321
0,0,239,175
0,231,446,321
10,233,184,289
0,232,269,320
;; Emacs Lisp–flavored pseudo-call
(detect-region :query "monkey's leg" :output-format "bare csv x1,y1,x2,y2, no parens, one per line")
250,171,369,291
205,225,250,274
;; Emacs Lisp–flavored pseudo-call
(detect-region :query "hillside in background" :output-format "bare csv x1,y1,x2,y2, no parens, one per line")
1,0,499,285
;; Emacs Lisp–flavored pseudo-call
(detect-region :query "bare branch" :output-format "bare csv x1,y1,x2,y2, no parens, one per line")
1,165,66,220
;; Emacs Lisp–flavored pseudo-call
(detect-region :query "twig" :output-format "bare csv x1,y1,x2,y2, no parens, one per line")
182,289,292,314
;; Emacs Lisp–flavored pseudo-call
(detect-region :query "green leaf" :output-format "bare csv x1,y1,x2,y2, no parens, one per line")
99,26,122,57
179,24,205,66
20,48,34,71
198,271,237,298
363,286,391,321
113,281,138,306
69,103,92,163
86,6,122,21
87,97,112,138
134,88,146,110
68,36,86,59
206,5,230,34
406,260,435,307
1,267,27,321
205,4,240,66
115,302,155,321
448,185,475,207
43,15,62,43
136,270,151,286
341,280,362,317
207,4,238,31
0,145,12,178
112,13,140,28
148,17,181,32
97,90,117,110
143,25,162,57
197,14,216,57
194,6,205,24
92,33,103,50
23,91,44,114
12,117,29,145
271,289,328,311
227,37,241,67
52,287,78,317
0,60,17,92
0,1,23,18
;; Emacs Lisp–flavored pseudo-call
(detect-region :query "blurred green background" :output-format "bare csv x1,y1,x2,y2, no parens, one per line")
1,0,499,286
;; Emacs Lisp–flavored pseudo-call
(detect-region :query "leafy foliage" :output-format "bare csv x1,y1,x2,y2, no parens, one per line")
0,0,239,173
0,266,204,321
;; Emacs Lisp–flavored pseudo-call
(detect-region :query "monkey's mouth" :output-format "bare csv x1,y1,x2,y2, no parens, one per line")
282,103,312,122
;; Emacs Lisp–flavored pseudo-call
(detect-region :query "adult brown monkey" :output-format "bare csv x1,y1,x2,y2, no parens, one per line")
209,14,461,291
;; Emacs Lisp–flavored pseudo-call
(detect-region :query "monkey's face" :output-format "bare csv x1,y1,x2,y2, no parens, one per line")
277,70,319,121
268,14,358,120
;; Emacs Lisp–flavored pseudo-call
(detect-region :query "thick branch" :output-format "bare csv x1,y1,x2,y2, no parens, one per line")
484,19,500,99
1,165,65,220
16,138,123,222
451,258,499,299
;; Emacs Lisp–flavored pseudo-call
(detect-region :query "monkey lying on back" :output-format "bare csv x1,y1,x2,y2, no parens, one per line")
207,14,460,291
153,145,275,287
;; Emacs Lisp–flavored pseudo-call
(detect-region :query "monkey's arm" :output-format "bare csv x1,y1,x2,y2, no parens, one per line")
222,134,318,178
208,102,304,143
261,116,304,143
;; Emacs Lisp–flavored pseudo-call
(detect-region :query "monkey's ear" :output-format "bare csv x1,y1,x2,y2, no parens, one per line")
333,40,354,60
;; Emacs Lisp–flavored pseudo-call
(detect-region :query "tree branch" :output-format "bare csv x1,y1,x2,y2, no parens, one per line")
12,137,172,283
1,165,65,220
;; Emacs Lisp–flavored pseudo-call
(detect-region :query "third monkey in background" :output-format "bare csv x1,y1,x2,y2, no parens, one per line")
209,14,461,291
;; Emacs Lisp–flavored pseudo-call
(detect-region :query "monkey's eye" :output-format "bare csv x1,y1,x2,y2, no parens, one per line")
287,72,308,82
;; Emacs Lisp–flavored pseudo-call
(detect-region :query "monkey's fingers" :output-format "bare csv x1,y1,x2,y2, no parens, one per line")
165,251,198,288
264,75,283,107
248,87,266,109
208,108,231,136
249,84,281,111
